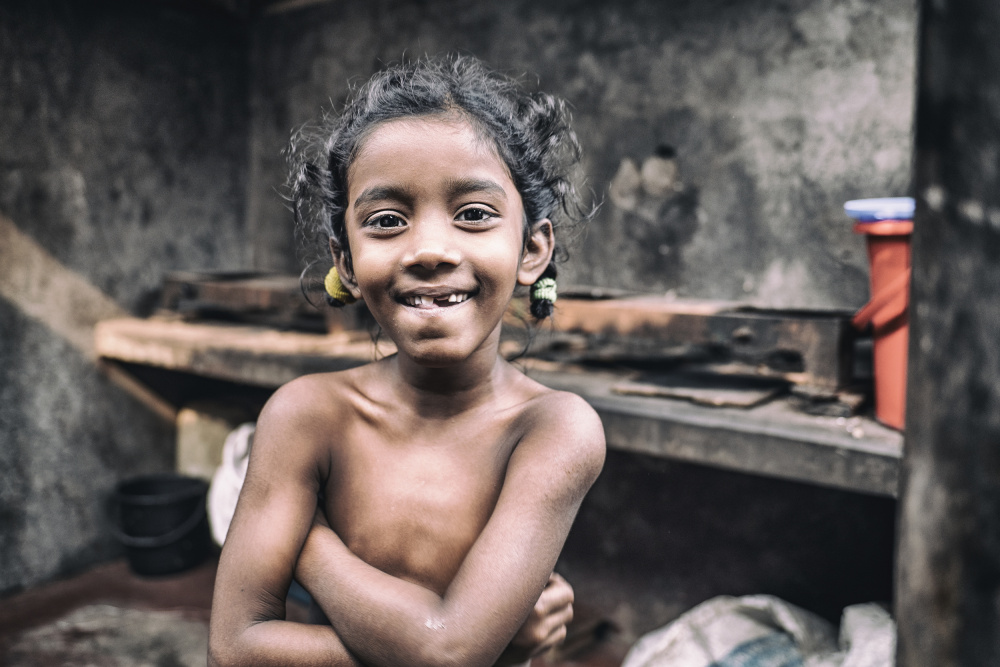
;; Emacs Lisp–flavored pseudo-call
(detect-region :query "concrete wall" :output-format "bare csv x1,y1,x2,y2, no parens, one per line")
0,0,250,594
248,0,917,310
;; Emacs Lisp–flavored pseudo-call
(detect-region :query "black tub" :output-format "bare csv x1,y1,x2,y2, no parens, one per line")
112,474,210,576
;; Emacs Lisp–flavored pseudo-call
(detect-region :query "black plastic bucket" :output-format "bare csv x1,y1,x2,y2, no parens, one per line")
112,474,210,576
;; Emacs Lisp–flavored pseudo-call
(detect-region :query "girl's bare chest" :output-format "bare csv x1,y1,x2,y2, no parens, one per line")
323,425,516,593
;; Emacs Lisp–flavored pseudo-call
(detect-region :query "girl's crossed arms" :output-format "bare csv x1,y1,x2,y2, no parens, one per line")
210,367,603,666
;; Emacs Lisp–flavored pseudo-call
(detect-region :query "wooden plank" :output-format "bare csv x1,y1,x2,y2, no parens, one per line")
610,374,788,408
159,271,328,331
94,317,392,387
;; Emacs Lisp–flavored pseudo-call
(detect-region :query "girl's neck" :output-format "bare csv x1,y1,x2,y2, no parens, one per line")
391,343,508,416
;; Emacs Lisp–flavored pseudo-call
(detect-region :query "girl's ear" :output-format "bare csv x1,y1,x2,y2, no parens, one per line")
329,238,363,300
517,219,555,286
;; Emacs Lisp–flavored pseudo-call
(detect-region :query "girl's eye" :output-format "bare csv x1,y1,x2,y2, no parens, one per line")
365,213,406,229
456,207,496,223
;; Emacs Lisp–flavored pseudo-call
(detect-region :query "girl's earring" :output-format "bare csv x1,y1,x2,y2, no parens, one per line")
529,264,558,319
324,267,357,307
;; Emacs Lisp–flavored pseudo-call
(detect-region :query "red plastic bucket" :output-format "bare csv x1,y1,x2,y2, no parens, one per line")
852,220,912,430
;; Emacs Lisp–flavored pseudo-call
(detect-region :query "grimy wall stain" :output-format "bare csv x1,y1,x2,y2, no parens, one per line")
0,0,250,594
249,0,916,310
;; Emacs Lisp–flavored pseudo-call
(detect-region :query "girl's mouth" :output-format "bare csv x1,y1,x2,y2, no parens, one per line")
402,292,472,308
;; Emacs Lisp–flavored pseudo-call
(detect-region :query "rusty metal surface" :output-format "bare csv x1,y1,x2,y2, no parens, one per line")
539,298,856,390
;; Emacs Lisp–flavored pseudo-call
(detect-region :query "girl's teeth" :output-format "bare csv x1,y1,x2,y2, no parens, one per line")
407,293,469,306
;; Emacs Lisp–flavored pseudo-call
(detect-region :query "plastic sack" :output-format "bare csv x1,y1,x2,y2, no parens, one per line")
207,422,256,547
834,604,895,667
621,595,894,667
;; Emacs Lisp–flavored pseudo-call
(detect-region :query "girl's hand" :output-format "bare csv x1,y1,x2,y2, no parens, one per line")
497,573,575,665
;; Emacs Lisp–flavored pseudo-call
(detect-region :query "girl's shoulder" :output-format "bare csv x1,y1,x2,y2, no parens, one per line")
518,382,598,427
505,364,597,419
258,365,373,431
506,368,606,468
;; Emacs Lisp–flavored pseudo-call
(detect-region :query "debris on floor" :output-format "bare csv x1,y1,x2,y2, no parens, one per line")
1,604,208,667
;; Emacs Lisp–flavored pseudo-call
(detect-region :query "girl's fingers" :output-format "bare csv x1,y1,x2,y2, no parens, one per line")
540,602,575,638
510,572,575,652
529,620,569,657
537,572,574,614
524,601,574,655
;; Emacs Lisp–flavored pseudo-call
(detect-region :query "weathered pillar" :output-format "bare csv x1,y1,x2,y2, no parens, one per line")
897,0,1000,664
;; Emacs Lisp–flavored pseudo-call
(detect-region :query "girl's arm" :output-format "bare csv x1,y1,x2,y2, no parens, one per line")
208,379,362,667
295,391,605,667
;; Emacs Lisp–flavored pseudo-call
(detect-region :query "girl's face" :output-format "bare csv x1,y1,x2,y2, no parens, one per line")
337,116,553,367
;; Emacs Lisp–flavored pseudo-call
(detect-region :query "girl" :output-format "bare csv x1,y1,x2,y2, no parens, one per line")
209,55,605,667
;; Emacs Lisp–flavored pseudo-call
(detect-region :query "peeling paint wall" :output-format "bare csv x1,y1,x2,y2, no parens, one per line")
0,0,250,594
249,0,917,310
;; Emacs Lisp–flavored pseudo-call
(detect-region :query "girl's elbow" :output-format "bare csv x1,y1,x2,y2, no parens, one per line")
414,648,479,667
208,630,249,667
415,632,498,667
207,641,232,667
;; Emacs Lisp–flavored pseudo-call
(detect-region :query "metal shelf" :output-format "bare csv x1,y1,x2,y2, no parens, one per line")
96,317,902,498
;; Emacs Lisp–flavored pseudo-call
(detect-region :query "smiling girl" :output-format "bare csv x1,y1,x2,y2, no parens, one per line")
209,55,605,667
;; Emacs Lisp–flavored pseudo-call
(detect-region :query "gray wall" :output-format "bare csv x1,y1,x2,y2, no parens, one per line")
0,0,250,594
248,0,916,310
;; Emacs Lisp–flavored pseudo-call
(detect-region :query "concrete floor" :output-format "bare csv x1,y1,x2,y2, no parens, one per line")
0,558,216,666
0,557,626,666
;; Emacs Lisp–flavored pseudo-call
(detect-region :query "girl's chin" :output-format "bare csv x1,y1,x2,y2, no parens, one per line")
395,337,496,369
400,347,478,368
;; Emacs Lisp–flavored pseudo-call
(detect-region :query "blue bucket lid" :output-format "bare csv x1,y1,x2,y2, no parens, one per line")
844,197,915,222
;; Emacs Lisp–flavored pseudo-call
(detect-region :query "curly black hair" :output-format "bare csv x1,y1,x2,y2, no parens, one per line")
288,54,592,317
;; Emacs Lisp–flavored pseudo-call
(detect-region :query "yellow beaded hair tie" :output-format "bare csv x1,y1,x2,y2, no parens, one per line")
324,267,357,306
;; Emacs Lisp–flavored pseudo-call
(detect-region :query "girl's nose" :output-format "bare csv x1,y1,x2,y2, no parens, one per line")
401,222,462,270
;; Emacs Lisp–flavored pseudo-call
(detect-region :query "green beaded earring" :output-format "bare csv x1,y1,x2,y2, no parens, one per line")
529,264,557,319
